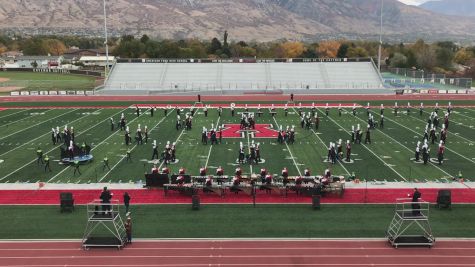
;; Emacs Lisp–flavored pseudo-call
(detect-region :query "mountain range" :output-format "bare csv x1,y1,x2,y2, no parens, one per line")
420,0,475,17
0,0,474,41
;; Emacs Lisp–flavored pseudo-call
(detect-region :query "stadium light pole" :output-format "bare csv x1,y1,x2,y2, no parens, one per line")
378,0,384,72
103,0,109,77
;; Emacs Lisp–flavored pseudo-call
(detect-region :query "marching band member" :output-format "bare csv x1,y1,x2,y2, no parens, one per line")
216,166,224,176
199,167,207,176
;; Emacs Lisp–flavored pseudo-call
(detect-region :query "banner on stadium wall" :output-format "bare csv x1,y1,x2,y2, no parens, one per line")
49,91,58,95
438,90,447,94
30,91,39,95
428,89,439,94
20,91,29,95
120,58,372,64
10,91,20,96
59,91,67,95
447,90,457,94
458,90,467,94
76,91,85,95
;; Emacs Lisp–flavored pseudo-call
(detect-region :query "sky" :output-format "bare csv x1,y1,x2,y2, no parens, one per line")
398,0,437,5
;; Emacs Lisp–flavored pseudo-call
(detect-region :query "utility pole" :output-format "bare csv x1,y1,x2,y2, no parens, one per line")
103,0,109,77
378,0,384,72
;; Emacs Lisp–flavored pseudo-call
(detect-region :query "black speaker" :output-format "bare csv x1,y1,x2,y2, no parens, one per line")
192,195,200,210
312,195,321,210
60,192,74,212
436,190,451,209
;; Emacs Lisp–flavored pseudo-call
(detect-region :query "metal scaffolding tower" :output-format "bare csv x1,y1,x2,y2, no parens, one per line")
387,198,435,248
82,200,127,249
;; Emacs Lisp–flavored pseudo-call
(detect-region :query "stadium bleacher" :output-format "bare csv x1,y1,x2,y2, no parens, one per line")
102,58,387,95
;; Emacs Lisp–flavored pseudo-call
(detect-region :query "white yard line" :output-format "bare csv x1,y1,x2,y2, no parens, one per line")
1,109,54,128
0,108,118,181
421,108,475,130
0,109,107,157
204,116,221,169
0,109,30,120
452,107,475,121
381,110,475,166
99,109,175,182
0,109,78,141
409,109,473,144
291,108,350,176
348,109,455,178
323,109,407,181
246,128,253,175
272,115,302,176
47,108,152,183
158,108,201,170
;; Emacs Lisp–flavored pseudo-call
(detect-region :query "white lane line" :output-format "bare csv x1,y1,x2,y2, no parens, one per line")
0,109,78,141
99,109,175,182
324,109,406,181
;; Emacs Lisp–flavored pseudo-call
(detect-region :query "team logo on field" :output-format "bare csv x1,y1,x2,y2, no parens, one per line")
220,124,279,138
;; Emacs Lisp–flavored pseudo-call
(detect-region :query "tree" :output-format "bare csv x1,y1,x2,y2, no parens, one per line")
42,39,67,56
140,34,150,44
389,52,408,68
454,48,473,65
317,40,340,58
337,43,349,58
209,38,222,54
347,47,369,58
279,42,306,58
22,38,48,55
222,31,231,57
435,47,454,70
31,61,38,68
416,46,437,70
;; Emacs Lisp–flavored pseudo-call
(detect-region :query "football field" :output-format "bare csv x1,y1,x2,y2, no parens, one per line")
0,102,474,184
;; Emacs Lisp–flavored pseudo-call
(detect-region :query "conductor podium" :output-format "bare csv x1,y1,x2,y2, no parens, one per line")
386,198,435,248
82,200,127,249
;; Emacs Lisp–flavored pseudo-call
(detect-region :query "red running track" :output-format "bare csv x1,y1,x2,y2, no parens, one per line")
0,188,474,205
0,239,475,266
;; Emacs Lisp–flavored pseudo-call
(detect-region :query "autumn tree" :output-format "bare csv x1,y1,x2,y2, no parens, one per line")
454,48,474,65
317,40,340,58
42,39,67,56
279,42,306,58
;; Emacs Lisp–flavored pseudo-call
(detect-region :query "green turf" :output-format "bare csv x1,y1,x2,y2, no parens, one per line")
0,102,474,183
0,71,98,91
0,204,473,239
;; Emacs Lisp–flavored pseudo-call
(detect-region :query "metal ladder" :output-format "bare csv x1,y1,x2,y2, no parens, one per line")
387,213,403,240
